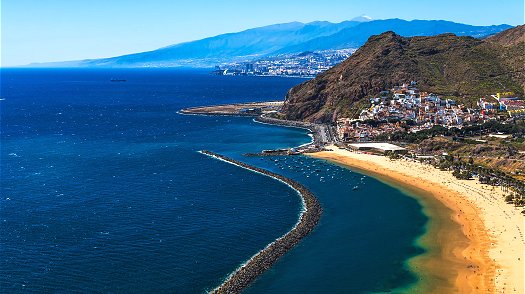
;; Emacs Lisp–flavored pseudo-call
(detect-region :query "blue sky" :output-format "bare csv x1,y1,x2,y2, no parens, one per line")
2,0,524,66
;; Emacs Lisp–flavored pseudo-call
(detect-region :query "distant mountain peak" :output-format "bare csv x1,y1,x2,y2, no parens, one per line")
31,18,512,68
351,15,373,22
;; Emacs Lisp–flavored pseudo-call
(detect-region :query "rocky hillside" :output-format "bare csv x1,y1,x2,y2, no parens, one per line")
487,24,525,46
282,25,525,122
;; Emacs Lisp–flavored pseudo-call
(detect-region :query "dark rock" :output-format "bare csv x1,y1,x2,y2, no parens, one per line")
201,151,322,294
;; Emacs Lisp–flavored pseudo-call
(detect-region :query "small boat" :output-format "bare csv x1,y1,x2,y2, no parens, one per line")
353,186,359,190
110,78,127,82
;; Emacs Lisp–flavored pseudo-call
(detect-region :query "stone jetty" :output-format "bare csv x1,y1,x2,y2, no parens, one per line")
200,151,322,294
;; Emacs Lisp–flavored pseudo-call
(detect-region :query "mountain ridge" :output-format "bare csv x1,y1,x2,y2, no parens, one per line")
275,19,511,54
281,25,525,123
29,19,513,68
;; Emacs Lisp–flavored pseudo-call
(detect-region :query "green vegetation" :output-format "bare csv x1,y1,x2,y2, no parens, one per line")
375,121,525,143
432,155,525,206
345,99,370,119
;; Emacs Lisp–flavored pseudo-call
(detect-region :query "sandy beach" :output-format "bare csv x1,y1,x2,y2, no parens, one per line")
308,146,524,293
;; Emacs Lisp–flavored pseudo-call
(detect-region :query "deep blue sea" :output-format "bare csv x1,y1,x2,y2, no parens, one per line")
0,69,427,293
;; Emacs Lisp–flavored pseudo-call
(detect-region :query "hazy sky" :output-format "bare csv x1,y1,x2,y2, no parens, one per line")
2,0,524,66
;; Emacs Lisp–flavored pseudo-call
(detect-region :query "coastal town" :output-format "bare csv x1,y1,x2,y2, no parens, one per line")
213,49,356,77
328,82,525,220
337,82,525,142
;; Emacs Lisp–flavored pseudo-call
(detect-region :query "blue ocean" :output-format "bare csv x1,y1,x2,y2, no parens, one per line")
0,69,427,293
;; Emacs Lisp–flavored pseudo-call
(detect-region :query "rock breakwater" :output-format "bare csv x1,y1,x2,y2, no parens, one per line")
200,151,322,294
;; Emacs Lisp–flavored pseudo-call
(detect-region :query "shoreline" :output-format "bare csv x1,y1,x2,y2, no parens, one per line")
185,103,523,292
180,103,336,147
199,151,322,293
179,101,283,117
308,146,524,293
253,116,326,147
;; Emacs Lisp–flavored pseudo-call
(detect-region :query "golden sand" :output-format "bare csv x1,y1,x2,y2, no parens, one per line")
308,146,524,293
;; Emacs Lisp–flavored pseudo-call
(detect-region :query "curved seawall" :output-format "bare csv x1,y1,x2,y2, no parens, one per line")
199,151,322,294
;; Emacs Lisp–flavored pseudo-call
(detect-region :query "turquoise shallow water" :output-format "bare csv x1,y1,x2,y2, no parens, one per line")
241,157,427,293
1,68,427,293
